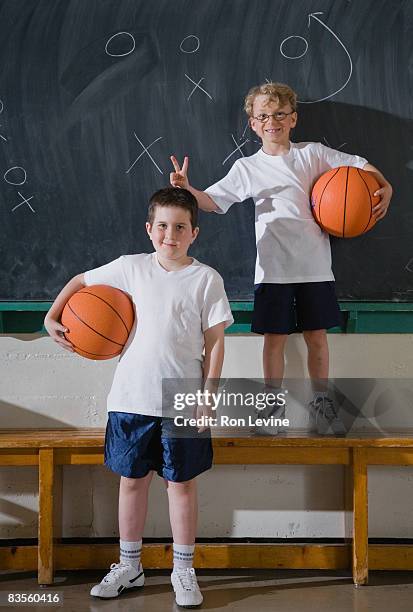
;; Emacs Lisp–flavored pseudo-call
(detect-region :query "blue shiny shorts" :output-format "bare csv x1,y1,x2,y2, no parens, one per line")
104,411,213,482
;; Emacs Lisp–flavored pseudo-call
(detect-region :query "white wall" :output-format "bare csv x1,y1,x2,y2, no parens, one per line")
1,333,413,539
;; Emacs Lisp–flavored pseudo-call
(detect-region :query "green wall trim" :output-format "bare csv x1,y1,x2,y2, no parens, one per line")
1,302,413,334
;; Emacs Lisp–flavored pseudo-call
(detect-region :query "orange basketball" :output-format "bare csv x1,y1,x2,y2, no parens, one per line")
311,166,380,238
61,285,135,360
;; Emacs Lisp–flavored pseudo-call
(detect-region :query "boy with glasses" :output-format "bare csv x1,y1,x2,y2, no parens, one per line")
170,82,392,434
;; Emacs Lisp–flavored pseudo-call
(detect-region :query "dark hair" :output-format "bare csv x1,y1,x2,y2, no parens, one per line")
147,188,198,229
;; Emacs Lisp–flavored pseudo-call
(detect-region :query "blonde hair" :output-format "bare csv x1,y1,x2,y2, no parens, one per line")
244,82,297,116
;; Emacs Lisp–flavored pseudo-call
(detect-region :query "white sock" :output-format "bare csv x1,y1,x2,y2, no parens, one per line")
173,543,195,570
119,539,142,569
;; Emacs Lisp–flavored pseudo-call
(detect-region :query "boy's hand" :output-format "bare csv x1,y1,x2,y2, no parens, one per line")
44,316,74,352
372,183,393,221
170,155,190,190
194,392,213,433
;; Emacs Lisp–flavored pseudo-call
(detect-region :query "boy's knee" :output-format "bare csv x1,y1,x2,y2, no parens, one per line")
165,478,196,493
121,473,152,490
264,333,288,348
303,329,327,349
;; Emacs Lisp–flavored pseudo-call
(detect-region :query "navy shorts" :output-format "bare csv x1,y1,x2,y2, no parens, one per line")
251,281,342,335
104,412,213,482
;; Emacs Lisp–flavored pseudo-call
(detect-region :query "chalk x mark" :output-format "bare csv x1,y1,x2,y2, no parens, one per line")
126,134,163,175
222,134,249,165
185,74,213,101
323,136,347,150
241,121,250,140
11,191,35,213
405,258,413,273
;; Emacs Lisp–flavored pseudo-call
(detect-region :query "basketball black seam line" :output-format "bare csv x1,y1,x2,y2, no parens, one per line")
357,167,374,233
343,167,349,238
79,290,131,335
66,303,124,347
71,346,121,358
317,167,341,233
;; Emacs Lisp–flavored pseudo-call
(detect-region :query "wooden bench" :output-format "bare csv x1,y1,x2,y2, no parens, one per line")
1,429,413,586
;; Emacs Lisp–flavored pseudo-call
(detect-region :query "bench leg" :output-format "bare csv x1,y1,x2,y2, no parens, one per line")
344,465,353,541
38,448,55,585
353,448,368,586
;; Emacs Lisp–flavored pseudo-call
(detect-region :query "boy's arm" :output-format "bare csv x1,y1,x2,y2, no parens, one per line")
170,155,220,212
363,162,393,221
203,322,226,382
197,322,226,432
44,273,86,351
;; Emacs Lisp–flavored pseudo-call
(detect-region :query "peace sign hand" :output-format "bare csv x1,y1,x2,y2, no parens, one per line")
170,155,190,190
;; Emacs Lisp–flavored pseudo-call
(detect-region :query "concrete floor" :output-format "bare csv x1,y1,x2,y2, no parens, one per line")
1,569,413,611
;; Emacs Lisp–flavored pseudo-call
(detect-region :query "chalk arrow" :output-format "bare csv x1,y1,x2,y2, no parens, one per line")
300,12,353,103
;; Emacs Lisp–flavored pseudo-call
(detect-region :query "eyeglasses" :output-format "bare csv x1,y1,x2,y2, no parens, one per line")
252,111,296,123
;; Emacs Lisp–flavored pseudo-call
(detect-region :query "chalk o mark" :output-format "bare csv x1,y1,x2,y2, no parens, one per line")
180,35,200,54
280,35,308,59
105,32,136,57
4,166,27,186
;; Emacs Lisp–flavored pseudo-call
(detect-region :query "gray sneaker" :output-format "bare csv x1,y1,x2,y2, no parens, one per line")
253,389,287,436
309,395,346,435
90,561,144,598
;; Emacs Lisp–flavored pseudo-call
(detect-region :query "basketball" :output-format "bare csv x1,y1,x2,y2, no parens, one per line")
311,166,381,238
61,285,135,360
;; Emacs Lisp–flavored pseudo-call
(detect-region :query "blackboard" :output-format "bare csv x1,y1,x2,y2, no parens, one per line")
0,0,412,301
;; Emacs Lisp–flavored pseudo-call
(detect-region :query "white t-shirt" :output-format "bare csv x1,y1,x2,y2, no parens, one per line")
205,142,368,284
84,253,234,416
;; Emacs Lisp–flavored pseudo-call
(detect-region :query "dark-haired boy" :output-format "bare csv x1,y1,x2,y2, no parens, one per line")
45,188,233,607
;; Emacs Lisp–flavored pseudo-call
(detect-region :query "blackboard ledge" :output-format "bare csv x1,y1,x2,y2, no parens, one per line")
1,302,413,334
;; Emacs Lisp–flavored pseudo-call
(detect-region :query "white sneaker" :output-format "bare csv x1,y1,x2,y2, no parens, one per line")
309,395,346,435
171,567,203,608
90,562,144,598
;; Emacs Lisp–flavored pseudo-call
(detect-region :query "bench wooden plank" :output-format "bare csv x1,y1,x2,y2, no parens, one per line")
366,448,413,465
54,542,351,570
369,545,413,570
213,446,350,464
0,449,38,466
2,429,413,447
